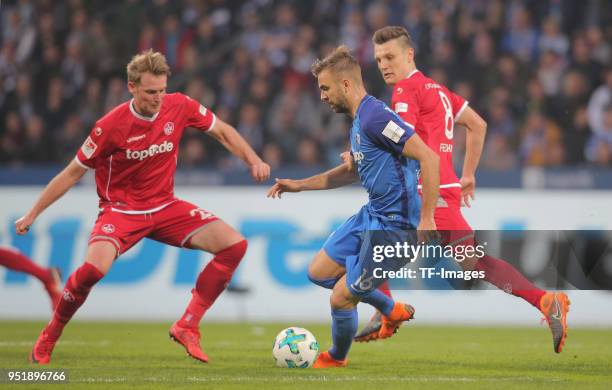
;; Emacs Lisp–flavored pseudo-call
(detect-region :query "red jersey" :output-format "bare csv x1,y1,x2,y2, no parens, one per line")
391,70,468,201
75,92,216,213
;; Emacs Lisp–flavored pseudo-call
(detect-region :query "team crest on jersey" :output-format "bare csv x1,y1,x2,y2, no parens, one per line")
94,127,103,136
102,224,115,234
163,122,174,135
81,136,97,158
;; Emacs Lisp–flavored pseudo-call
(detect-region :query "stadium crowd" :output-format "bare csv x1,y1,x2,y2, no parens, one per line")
0,0,610,171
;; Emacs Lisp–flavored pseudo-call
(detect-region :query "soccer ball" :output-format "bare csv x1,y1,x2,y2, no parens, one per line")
272,327,319,368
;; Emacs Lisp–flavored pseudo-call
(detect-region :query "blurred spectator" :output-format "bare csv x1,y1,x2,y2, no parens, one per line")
587,68,612,136
519,112,564,166
538,17,569,58
480,133,518,170
585,105,612,166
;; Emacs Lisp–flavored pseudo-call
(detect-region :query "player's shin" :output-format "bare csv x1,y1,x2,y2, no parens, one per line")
475,254,546,308
178,240,247,328
46,262,104,339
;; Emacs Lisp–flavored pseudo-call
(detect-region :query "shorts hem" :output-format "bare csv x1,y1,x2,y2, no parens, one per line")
180,218,220,248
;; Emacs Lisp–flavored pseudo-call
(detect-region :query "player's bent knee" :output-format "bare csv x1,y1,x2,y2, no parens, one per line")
211,239,248,274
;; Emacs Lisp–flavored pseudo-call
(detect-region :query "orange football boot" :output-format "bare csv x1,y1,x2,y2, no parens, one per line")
312,351,348,368
539,292,570,353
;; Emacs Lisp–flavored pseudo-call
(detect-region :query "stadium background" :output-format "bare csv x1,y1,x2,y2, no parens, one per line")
1,0,611,326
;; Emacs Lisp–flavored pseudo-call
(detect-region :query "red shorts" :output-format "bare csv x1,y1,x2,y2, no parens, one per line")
433,188,475,246
89,200,219,255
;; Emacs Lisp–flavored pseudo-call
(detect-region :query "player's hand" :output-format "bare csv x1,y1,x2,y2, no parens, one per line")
250,161,271,183
417,217,438,244
266,178,302,199
340,151,355,172
15,214,35,235
460,175,476,207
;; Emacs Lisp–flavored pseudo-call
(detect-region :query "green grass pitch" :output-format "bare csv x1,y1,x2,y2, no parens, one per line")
1,321,611,389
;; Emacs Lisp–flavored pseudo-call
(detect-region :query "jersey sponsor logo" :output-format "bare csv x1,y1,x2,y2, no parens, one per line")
163,122,175,135
199,104,207,116
81,136,98,159
395,102,408,113
102,223,115,233
396,87,403,94
127,134,146,143
94,127,103,136
126,140,174,161
425,83,441,90
381,120,405,143
356,134,361,145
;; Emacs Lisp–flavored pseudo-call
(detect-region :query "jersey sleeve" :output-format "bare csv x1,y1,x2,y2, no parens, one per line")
391,84,419,128
183,94,216,132
447,89,469,121
75,123,115,169
362,101,415,155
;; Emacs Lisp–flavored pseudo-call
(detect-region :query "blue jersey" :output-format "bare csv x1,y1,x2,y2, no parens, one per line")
350,95,421,228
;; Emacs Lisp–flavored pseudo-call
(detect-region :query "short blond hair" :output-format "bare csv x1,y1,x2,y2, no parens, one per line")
126,49,171,84
311,45,361,79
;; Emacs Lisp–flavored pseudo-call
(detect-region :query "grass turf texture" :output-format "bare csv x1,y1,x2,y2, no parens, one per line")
0,321,610,389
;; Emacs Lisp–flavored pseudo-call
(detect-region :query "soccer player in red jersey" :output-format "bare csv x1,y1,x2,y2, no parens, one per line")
353,26,569,353
0,246,62,309
15,50,270,364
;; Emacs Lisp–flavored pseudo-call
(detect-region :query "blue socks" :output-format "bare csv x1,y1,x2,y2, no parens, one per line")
360,289,394,316
328,308,358,361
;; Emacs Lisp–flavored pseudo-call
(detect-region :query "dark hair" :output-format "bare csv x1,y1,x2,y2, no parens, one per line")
372,26,414,48
311,45,361,77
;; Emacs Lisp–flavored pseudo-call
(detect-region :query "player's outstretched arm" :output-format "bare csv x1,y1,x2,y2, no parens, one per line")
206,118,270,182
401,133,439,232
15,160,87,235
456,106,486,207
266,162,359,199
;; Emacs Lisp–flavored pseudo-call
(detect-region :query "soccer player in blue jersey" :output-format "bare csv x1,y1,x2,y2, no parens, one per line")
267,45,439,368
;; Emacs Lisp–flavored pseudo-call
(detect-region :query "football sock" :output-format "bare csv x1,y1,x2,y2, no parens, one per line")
475,254,546,309
46,262,104,340
0,247,51,283
178,240,247,328
328,308,358,361
378,280,392,297
360,289,394,316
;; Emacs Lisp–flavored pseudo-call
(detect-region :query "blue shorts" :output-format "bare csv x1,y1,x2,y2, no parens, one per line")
323,206,418,297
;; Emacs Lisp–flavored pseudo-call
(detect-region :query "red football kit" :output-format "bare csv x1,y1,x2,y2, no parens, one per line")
75,93,219,254
391,70,471,239
391,70,545,309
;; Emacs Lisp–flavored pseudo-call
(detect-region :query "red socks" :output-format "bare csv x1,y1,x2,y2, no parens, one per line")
0,247,52,283
178,240,247,328
378,281,392,297
46,262,104,339
475,255,546,309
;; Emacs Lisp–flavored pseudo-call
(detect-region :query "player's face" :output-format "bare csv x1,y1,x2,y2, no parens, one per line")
128,72,167,116
374,39,413,86
317,70,349,114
